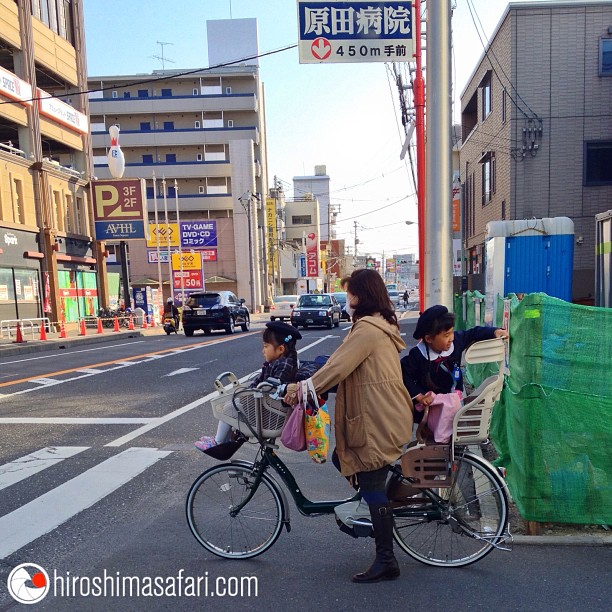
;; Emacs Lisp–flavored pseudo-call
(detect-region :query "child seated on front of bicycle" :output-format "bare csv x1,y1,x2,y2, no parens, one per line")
195,321,302,452
401,305,508,419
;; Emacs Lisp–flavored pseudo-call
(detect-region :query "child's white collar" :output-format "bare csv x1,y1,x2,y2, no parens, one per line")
417,340,454,360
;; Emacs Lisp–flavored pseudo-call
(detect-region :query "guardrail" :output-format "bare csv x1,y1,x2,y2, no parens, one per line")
0,317,54,339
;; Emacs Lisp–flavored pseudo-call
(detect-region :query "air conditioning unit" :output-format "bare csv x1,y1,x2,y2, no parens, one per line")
225,86,232,95
227,119,234,128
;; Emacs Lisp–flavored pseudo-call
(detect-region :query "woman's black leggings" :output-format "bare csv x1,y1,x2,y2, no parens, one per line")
332,448,390,504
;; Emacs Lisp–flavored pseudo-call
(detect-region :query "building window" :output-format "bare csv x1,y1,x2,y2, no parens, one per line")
291,215,312,225
193,88,198,95
199,186,205,194
161,88,172,97
501,200,506,220
196,153,203,161
146,187,154,198
142,154,153,164
123,91,131,98
502,88,507,123
65,193,74,234
75,196,83,234
163,122,174,130
600,38,612,76
111,90,118,99
140,122,151,131
166,154,176,163
194,121,201,129
168,186,176,197
138,89,149,98
479,152,495,206
481,73,492,121
584,141,612,185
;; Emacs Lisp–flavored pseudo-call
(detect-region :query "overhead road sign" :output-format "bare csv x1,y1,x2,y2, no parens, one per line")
297,1,414,64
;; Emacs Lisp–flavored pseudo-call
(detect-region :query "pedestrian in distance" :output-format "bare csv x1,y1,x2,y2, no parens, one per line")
195,321,302,452
402,290,409,309
401,305,508,414
284,268,413,584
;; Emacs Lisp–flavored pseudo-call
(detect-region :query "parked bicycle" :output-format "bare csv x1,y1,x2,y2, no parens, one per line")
186,339,512,568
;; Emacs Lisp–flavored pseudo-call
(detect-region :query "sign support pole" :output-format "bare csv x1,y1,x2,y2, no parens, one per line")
152,173,163,314
174,180,185,307
162,177,172,300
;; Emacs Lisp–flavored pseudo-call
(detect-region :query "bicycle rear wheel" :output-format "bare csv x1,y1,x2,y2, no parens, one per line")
393,452,508,567
186,463,284,559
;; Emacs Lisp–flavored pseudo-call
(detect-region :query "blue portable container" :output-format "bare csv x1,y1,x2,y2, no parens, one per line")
484,217,574,324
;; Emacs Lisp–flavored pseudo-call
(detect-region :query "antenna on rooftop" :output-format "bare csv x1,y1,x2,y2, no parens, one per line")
150,41,175,70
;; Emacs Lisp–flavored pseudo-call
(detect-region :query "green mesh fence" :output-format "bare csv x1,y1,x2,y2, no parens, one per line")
462,293,612,525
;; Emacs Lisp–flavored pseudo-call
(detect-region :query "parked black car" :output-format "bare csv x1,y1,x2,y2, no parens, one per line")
290,293,341,329
181,291,250,336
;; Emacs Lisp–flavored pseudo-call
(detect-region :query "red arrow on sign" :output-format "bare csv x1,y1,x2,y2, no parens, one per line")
311,37,331,60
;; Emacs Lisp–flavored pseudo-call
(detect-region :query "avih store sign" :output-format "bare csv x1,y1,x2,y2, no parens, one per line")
92,179,148,240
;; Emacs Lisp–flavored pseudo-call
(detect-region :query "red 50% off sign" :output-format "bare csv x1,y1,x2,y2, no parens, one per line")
173,270,203,289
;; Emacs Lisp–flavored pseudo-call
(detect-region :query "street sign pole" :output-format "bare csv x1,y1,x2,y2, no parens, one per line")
162,178,172,300
152,173,163,314
174,180,185,307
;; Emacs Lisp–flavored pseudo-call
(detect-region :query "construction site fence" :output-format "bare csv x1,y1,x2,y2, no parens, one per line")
454,291,612,525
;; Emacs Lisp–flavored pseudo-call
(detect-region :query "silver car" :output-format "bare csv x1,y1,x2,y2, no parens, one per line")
270,295,299,321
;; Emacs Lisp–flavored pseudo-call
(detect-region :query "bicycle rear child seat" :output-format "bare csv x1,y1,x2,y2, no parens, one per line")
402,337,506,485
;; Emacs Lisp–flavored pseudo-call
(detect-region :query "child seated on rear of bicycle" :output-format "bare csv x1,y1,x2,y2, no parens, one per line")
195,321,302,451
401,305,508,418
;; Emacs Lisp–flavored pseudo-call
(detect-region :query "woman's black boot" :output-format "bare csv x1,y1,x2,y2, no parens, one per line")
352,503,400,583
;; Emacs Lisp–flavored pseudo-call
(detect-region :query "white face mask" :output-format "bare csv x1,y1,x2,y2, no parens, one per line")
345,298,356,319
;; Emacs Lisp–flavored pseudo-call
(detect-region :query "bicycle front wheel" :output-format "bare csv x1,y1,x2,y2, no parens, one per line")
186,463,284,559
393,452,508,567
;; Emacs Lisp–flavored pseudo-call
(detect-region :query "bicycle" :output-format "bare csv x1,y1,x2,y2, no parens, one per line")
186,338,512,568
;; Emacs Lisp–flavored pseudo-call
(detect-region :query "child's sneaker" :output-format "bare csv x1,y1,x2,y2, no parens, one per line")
195,436,217,451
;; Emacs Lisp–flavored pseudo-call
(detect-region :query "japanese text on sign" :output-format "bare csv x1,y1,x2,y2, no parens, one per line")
179,221,217,248
298,1,413,63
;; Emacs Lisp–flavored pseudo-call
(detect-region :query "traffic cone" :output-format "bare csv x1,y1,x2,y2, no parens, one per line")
128,315,135,331
142,315,148,329
39,323,48,341
78,318,87,336
12,322,25,344
150,314,156,328
96,317,104,334
59,320,67,339
113,316,120,332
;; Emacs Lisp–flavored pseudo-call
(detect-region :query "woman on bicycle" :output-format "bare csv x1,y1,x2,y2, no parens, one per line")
285,268,413,584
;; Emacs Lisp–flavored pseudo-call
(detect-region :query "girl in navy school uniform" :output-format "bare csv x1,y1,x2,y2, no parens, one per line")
401,305,508,417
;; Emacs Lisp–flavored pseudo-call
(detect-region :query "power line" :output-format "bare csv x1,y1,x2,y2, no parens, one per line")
0,43,298,106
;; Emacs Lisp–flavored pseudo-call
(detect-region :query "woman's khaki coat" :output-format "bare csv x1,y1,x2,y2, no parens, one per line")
311,315,413,477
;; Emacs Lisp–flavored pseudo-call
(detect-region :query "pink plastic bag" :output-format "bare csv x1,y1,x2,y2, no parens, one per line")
427,392,462,443
416,391,463,444
280,383,307,451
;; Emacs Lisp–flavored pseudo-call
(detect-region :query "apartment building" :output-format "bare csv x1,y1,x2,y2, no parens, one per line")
460,1,612,301
88,19,269,310
0,0,100,324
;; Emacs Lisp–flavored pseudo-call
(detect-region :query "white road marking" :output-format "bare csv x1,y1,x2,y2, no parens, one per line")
77,368,105,374
0,417,157,425
0,341,147,365
164,367,200,377
31,378,60,386
0,335,250,400
0,447,171,558
106,336,335,447
0,447,89,491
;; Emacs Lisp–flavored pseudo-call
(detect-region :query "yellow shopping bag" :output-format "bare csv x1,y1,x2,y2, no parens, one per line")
305,401,330,464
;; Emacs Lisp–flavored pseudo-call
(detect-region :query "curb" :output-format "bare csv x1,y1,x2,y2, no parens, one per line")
513,534,612,546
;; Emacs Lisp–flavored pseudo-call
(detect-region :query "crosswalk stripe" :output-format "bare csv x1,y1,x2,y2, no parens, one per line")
0,447,89,491
0,447,171,558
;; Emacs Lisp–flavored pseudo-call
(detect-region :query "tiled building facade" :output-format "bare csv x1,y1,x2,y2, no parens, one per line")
460,1,612,301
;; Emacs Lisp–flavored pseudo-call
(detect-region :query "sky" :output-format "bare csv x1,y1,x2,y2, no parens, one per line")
82,0,537,260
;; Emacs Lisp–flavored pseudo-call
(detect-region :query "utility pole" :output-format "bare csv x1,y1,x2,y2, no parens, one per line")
425,0,454,309
239,192,256,312
354,220,359,266
413,0,426,313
